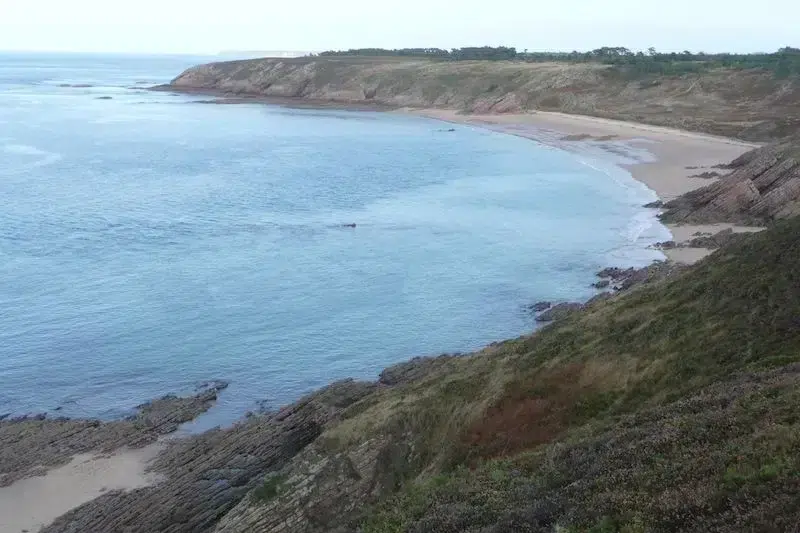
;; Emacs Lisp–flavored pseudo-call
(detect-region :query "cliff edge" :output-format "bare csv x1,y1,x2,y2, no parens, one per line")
167,56,800,141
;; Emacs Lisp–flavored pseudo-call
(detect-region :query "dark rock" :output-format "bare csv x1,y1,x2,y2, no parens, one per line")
535,302,583,322
684,228,749,249
341,223,356,228
596,267,635,281
592,279,611,289
40,380,377,533
662,137,800,224
586,292,613,306
595,262,687,293
527,301,552,313
643,200,664,208
1,385,229,487
691,171,722,179
654,240,677,250
95,96,113,100
379,355,456,386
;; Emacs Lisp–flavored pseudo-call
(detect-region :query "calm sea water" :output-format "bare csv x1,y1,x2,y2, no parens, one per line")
0,53,669,428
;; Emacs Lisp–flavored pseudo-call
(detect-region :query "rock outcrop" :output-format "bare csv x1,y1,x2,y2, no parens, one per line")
662,137,800,223
0,381,228,486
162,57,800,142
535,302,584,322
41,380,377,533
595,261,686,292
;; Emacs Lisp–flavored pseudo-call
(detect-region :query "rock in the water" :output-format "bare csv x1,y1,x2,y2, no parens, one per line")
592,279,611,289
535,302,583,322
644,200,664,208
528,301,553,313
596,262,687,292
654,240,677,250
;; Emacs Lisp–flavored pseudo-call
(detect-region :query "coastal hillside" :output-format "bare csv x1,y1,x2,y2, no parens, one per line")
28,213,800,532
167,56,800,141
663,135,800,224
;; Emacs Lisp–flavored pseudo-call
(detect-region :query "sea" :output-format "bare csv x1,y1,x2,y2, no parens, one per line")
0,53,670,429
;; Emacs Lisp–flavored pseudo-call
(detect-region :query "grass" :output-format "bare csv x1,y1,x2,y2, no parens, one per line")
341,216,800,531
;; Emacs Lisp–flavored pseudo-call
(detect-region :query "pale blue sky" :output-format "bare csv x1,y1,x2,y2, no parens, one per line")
0,0,797,54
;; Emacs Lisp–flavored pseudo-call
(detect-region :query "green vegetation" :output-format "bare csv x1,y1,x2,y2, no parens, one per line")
252,474,285,503
323,216,800,531
318,46,518,61
316,46,800,78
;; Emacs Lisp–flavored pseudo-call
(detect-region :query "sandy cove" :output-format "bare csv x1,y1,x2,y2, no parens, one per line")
411,108,765,263
0,107,770,532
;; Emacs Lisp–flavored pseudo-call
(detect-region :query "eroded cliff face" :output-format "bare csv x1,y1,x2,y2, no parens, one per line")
662,137,800,224
167,57,800,141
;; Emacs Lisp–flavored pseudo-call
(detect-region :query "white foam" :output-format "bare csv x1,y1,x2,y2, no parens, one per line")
3,143,63,169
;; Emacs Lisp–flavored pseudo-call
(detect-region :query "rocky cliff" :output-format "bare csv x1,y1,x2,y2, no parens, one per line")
166,57,800,141
662,136,800,224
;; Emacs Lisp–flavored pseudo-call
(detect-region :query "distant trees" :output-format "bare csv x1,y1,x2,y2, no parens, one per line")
318,46,517,61
315,46,800,78
516,47,800,79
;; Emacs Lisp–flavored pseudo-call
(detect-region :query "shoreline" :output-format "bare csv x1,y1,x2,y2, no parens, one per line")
155,85,766,263
1,93,771,530
409,108,764,263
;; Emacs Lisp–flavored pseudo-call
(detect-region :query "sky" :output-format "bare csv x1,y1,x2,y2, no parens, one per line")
0,0,797,55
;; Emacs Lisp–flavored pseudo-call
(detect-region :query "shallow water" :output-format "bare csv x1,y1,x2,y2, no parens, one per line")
0,53,669,428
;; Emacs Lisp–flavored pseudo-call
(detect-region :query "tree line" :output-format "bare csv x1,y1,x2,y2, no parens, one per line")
315,46,800,78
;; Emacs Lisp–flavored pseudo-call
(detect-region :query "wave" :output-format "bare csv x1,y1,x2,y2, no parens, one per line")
3,143,63,169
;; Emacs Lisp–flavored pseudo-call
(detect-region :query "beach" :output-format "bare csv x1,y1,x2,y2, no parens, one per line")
0,101,771,532
0,445,163,533
412,108,765,263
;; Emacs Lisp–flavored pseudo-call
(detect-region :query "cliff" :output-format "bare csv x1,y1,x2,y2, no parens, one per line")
7,214,798,532
166,57,800,141
662,136,800,224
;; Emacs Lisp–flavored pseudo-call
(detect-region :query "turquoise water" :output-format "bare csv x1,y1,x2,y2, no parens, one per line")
0,54,668,428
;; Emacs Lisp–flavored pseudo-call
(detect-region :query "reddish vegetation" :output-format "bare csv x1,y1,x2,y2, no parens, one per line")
464,364,585,459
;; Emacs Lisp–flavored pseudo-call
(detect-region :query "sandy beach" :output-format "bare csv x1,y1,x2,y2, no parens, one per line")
0,444,163,533
412,108,765,263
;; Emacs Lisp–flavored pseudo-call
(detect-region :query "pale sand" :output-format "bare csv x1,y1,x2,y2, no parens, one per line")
0,444,163,533
411,109,764,263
